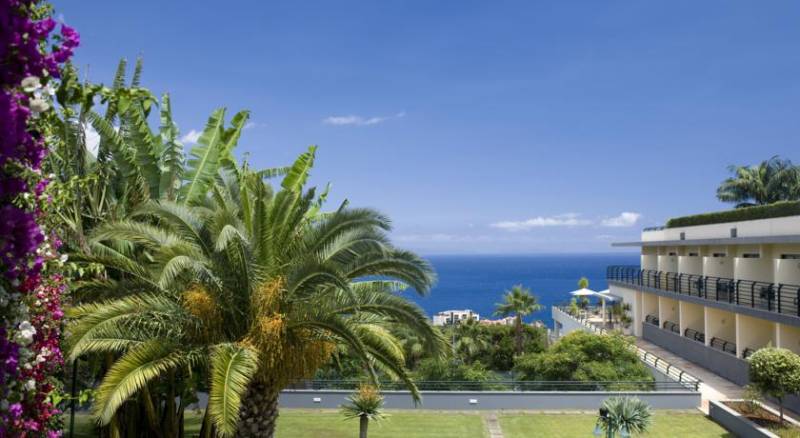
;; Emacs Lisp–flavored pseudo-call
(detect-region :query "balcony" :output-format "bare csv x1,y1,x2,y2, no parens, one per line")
607,265,800,320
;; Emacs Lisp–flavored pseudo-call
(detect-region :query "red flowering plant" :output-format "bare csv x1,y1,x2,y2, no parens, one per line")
0,0,78,435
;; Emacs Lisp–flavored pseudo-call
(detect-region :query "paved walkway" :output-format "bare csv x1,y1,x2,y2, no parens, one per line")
633,338,743,413
484,412,504,438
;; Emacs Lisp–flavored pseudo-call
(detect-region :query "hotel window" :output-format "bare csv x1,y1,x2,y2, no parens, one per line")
712,253,726,258
688,252,698,256
781,254,800,260
668,252,677,256
742,253,760,259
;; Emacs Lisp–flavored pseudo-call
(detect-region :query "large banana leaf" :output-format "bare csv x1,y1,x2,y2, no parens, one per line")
281,145,317,191
158,94,184,199
180,108,227,205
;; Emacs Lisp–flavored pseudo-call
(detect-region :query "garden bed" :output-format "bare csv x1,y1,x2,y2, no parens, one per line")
712,400,800,438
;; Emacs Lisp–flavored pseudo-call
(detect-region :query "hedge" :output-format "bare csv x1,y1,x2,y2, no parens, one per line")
666,201,800,228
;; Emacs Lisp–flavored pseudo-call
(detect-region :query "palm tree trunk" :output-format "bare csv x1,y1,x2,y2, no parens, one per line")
515,315,523,356
236,380,280,437
359,415,369,438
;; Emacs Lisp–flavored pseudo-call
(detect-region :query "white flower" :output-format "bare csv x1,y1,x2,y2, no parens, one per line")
60,254,69,263
23,379,36,391
29,98,50,115
21,76,41,92
14,321,36,346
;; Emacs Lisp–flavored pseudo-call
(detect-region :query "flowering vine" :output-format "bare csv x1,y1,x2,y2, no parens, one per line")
1,0,78,435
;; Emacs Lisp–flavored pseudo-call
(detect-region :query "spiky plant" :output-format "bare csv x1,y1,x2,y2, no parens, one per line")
596,397,652,437
716,156,800,208
67,147,445,437
494,285,542,356
341,384,386,438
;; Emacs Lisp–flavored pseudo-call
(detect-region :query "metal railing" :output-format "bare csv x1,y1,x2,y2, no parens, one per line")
662,320,680,334
709,337,736,356
644,314,659,326
553,307,701,391
684,328,705,344
287,379,693,392
607,265,800,318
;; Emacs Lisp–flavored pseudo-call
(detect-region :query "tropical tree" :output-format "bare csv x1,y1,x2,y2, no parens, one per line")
576,277,590,309
67,147,446,437
494,285,543,355
341,384,386,438
716,156,800,208
748,348,800,423
50,59,257,436
595,397,652,437
452,317,490,363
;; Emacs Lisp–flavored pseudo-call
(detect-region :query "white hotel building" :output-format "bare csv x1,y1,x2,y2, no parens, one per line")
605,212,800,410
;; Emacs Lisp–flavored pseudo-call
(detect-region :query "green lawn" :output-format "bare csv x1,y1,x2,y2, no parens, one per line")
65,410,487,438
499,412,733,438
66,410,730,438
276,410,487,438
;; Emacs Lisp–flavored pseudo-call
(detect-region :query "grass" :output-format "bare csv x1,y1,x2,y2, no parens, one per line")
65,410,487,438
66,409,730,437
499,412,733,438
276,410,487,437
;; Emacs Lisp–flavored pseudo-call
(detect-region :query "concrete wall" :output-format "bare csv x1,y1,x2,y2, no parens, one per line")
610,285,641,336
642,254,658,271
705,307,736,347
658,255,678,273
643,322,748,385
736,314,775,357
642,292,659,322
279,390,701,410
641,215,800,242
551,306,588,338
735,257,773,284
679,301,704,335
658,296,679,326
678,255,703,275
777,323,800,354
704,255,734,278
775,258,800,285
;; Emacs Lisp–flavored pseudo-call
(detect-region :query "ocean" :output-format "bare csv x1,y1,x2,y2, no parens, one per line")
406,253,640,328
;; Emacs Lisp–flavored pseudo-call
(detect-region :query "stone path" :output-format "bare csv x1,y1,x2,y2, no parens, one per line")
484,412,504,438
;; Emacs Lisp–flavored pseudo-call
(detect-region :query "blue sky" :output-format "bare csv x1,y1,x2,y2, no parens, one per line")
56,1,800,254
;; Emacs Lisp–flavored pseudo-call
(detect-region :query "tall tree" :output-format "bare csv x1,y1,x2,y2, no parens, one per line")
716,156,800,208
67,148,445,437
494,285,543,355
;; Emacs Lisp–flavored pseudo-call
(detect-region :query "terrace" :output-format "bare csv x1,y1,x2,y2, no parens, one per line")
607,265,800,322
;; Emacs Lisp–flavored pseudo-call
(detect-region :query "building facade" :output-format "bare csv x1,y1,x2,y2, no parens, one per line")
606,214,800,397
432,309,480,326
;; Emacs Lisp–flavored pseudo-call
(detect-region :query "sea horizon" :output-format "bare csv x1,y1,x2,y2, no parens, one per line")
406,252,640,328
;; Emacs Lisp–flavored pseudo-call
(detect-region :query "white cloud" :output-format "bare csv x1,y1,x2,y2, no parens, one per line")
180,129,201,144
490,213,592,231
601,212,641,227
323,111,405,126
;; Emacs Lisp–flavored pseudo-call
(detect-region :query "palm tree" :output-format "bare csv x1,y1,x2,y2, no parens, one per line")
577,277,590,309
67,148,446,437
594,397,652,437
717,156,800,208
494,285,542,355
341,384,386,438
452,317,490,363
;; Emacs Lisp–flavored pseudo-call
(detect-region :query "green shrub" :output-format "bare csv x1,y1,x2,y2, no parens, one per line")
514,331,653,384
666,201,800,228
748,347,800,423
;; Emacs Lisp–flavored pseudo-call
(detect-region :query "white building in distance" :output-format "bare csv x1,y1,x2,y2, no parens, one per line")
432,309,480,326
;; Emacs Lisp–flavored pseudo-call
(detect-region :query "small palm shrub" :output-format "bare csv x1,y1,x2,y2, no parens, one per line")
342,384,386,438
596,396,652,437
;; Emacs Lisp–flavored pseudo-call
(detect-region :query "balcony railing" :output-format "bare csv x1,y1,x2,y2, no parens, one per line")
709,336,736,356
607,265,800,318
684,328,705,344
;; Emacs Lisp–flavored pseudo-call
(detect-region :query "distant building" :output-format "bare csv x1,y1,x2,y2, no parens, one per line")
479,316,516,326
432,309,479,326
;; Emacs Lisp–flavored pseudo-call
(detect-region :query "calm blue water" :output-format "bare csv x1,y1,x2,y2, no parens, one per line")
406,253,639,328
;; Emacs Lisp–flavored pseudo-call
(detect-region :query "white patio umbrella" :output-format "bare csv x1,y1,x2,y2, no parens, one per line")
569,288,596,317
595,289,616,323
